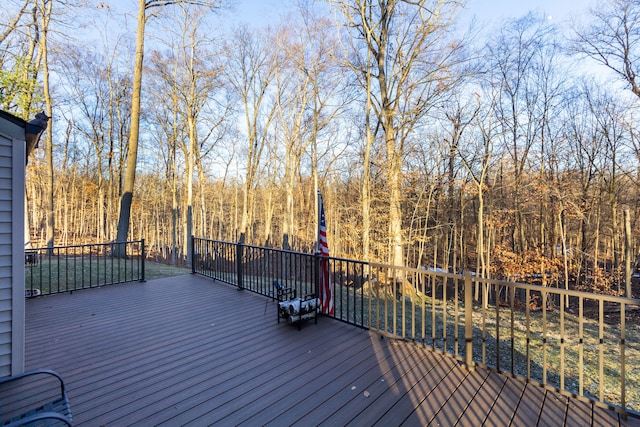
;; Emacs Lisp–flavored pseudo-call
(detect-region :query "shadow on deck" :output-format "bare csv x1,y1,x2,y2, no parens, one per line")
23,274,638,426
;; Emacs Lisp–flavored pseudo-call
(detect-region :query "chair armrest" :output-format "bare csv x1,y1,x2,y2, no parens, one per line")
277,287,296,301
0,369,66,398
4,411,73,427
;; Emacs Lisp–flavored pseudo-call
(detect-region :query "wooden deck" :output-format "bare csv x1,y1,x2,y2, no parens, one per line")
19,274,639,426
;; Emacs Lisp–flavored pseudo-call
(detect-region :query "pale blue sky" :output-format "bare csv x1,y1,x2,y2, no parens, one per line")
99,0,594,31
465,0,590,22
231,0,594,28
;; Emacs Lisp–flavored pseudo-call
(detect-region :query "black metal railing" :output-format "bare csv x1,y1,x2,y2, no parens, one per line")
192,238,317,300
24,239,145,296
191,236,640,417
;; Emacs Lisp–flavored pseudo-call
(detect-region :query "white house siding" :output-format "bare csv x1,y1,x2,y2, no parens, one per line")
0,124,25,377
0,135,12,377
12,134,25,376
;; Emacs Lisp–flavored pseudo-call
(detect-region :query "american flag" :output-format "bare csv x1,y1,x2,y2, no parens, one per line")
317,191,334,315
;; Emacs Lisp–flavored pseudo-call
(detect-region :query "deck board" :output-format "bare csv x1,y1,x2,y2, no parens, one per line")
512,383,547,425
456,370,508,425
484,376,526,426
539,388,570,426
565,398,596,427
307,340,425,426
239,332,386,426
594,404,630,427
381,358,467,426
349,351,457,426
21,274,638,426
154,325,373,425
425,368,491,426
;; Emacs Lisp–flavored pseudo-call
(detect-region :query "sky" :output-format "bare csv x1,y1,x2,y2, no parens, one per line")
463,0,591,23
96,0,595,34
230,0,595,29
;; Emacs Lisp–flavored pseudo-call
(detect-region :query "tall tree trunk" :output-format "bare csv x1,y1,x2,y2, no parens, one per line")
185,108,196,265
477,190,486,279
37,0,54,252
171,159,178,265
362,50,373,261
197,160,208,239
115,0,146,255
282,147,295,249
560,209,570,300
624,208,632,297
387,129,403,267
611,198,619,290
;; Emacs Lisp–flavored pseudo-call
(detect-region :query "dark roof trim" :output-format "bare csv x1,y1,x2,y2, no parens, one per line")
0,110,27,128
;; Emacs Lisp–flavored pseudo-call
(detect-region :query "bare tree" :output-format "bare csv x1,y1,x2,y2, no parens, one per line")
33,0,55,251
443,93,481,274
329,0,466,267
272,27,313,248
0,0,31,47
0,0,43,116
574,0,640,99
572,0,640,296
225,25,278,241
563,81,607,288
486,12,557,254
114,0,220,256
57,45,132,243
454,93,491,279
271,5,344,249
584,83,631,294
169,4,225,264
147,46,185,263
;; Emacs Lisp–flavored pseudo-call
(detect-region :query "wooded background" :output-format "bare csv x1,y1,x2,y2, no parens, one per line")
4,0,640,296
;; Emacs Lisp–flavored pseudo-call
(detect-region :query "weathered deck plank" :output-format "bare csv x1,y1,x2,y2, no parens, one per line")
456,370,508,425
512,383,548,425
22,274,637,426
565,397,597,427
425,368,491,426
346,349,456,426
308,340,426,426
375,356,466,426
261,337,403,426
232,332,385,426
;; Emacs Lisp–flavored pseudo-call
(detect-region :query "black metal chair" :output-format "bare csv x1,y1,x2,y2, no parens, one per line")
0,369,73,426
274,280,296,323
274,280,319,330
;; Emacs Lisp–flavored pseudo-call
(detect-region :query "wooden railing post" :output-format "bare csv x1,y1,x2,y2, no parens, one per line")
464,272,475,371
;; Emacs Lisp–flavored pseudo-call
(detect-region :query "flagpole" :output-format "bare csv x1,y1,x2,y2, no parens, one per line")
315,190,321,311
316,190,334,315
316,190,321,255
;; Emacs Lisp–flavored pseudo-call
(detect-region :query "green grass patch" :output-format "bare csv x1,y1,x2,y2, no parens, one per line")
144,262,191,280
25,258,190,294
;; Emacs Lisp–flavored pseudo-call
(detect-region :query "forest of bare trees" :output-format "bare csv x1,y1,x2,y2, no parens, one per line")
3,0,640,296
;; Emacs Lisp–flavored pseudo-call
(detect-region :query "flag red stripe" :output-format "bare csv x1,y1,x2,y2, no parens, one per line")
317,192,333,315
